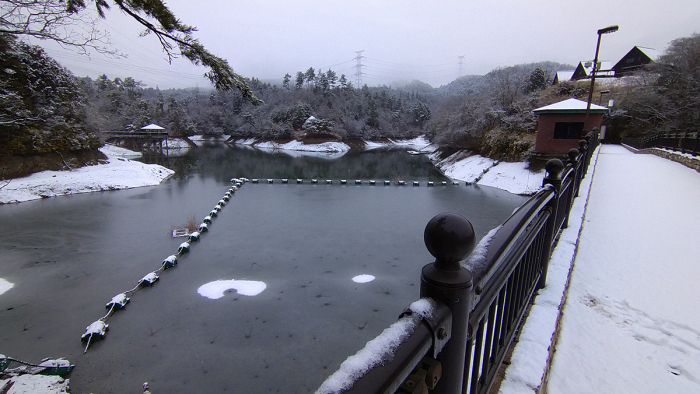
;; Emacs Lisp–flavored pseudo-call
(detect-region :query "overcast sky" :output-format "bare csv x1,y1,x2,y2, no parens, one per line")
37,0,700,90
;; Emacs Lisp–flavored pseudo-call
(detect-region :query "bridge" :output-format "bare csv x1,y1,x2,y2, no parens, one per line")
316,134,700,393
101,130,170,153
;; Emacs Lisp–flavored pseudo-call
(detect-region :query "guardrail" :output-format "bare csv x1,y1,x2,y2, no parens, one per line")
622,131,699,156
317,132,599,394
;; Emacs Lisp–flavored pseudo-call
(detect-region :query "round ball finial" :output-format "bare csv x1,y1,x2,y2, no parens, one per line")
424,213,476,268
579,140,588,150
567,148,579,163
544,158,564,179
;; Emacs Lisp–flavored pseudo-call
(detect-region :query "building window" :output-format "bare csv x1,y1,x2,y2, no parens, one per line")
553,122,584,139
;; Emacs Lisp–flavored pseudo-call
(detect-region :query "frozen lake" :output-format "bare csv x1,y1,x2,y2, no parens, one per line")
0,146,525,393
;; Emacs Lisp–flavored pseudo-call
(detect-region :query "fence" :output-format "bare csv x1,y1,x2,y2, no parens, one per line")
317,132,599,394
622,132,699,156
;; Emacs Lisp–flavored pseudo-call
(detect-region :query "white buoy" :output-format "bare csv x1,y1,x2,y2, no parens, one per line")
252,179,259,183
428,181,435,186
163,255,178,268
282,179,288,183
441,181,447,186
106,293,130,309
267,179,273,184
312,179,318,183
398,181,406,186
355,180,362,184
340,180,347,184
178,242,190,255
413,181,419,186
199,223,209,232
384,180,391,185
326,180,333,184
369,180,376,185
189,231,201,242
297,179,303,184
139,272,159,286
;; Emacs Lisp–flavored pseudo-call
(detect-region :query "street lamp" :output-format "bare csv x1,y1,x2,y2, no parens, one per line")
584,25,619,132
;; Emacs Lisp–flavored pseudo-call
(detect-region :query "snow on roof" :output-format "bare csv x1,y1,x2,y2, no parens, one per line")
533,98,609,114
636,46,658,61
555,70,575,82
141,123,165,130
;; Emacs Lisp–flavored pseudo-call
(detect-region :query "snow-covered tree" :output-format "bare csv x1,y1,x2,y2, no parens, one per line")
0,0,260,103
0,34,99,155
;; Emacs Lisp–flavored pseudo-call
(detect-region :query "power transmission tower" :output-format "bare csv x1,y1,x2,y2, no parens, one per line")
354,50,365,87
457,55,465,78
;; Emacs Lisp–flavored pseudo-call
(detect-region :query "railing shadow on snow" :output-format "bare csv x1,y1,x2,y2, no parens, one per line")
316,131,599,394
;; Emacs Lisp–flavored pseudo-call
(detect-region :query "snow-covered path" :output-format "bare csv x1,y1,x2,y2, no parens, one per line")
547,145,700,393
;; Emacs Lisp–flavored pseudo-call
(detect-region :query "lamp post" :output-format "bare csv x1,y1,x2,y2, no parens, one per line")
584,25,618,132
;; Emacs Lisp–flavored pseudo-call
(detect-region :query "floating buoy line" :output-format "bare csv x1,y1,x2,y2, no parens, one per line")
250,179,473,186
80,178,248,353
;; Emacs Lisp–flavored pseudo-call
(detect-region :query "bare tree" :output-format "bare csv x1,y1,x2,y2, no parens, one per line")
0,0,260,103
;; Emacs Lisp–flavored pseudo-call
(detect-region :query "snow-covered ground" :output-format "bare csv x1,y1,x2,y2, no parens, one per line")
430,150,545,195
253,140,352,159
0,145,174,204
500,145,700,393
0,375,70,394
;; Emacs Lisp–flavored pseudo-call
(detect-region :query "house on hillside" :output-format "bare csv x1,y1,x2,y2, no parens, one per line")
533,98,609,155
571,61,615,81
553,70,575,84
612,46,657,76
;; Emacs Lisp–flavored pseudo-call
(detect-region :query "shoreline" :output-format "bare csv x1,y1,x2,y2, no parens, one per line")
0,137,544,205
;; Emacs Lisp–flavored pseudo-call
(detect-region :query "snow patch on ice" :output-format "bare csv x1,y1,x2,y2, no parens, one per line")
352,274,375,283
197,279,267,299
0,278,13,296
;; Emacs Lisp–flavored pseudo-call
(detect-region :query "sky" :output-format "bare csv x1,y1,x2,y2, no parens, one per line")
34,0,700,90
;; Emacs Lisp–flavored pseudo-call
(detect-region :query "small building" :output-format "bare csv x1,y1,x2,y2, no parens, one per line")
533,98,609,154
612,46,657,76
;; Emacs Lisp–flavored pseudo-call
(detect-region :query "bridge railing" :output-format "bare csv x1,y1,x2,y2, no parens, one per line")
622,131,699,156
317,132,599,394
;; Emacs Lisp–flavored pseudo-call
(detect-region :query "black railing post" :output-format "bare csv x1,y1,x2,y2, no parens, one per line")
568,148,581,198
421,213,476,394
537,159,564,290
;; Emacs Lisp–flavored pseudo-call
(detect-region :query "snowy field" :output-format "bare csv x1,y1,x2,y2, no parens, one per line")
0,145,174,204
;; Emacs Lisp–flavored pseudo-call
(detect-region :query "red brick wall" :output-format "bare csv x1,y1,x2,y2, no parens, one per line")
534,113,604,154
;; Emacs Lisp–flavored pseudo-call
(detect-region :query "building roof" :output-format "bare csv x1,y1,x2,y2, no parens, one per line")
554,70,575,84
612,46,657,74
533,98,609,114
141,124,165,130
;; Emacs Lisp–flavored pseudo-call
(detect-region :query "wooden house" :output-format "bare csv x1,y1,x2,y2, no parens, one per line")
612,46,657,76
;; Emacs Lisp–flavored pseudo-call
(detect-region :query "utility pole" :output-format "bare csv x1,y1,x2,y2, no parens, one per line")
457,55,465,78
354,50,365,88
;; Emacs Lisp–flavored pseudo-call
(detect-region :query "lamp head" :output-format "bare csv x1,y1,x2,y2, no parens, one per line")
598,25,619,35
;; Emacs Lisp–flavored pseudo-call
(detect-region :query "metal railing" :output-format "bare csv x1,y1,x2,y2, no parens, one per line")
317,132,599,394
622,132,699,156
